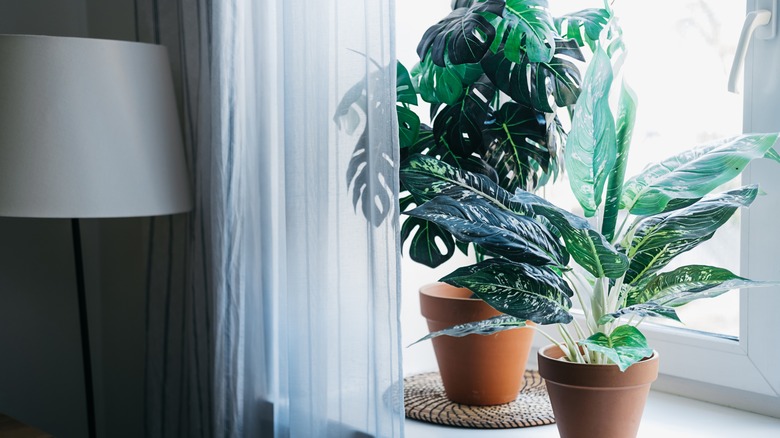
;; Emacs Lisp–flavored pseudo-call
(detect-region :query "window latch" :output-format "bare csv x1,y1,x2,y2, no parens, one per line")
728,4,776,94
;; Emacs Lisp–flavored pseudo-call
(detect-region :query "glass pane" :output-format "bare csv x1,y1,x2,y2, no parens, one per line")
397,1,745,342
546,0,745,338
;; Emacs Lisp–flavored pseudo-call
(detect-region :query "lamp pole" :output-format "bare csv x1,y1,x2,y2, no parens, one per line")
71,219,96,438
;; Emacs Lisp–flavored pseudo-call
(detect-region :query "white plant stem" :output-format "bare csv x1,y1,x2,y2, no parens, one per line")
558,324,586,363
572,317,588,340
565,270,598,334
529,325,564,348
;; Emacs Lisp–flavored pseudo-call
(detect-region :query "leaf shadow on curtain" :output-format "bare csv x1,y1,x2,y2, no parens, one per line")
136,0,404,437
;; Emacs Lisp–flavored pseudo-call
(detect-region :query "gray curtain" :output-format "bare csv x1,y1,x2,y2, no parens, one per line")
136,1,403,437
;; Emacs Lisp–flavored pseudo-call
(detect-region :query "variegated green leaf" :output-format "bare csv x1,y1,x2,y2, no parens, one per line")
624,186,758,286
765,147,780,163
409,315,527,346
601,80,637,242
577,325,653,371
406,195,567,266
401,154,525,212
511,189,628,278
621,134,779,215
627,264,778,308
598,303,680,325
442,258,574,324
565,46,617,217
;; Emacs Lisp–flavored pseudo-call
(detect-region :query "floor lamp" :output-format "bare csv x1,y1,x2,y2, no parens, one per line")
0,35,192,438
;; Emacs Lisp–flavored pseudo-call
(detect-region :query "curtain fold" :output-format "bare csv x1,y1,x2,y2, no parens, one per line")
137,1,403,436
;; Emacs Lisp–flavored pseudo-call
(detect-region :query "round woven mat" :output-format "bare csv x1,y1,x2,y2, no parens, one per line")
404,370,555,429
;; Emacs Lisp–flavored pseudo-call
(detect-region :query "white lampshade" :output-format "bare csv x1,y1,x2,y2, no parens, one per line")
0,35,192,218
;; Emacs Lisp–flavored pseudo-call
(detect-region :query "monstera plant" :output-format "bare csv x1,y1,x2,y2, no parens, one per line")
406,28,780,372
396,0,611,267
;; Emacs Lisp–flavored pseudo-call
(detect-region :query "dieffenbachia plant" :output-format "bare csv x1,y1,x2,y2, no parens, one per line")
404,12,780,371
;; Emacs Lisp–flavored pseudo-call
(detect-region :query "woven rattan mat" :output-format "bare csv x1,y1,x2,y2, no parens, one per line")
404,370,555,429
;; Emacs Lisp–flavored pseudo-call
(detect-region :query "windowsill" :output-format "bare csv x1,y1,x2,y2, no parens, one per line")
405,388,780,437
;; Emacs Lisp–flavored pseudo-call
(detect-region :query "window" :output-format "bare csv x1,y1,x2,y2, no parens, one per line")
545,0,745,338
398,0,780,416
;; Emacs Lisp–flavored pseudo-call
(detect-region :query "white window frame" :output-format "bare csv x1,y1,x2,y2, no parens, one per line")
529,1,780,416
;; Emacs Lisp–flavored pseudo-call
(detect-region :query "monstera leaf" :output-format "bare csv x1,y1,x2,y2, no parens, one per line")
406,195,568,266
564,46,616,217
442,258,574,324
417,0,504,66
482,39,584,113
401,215,456,268
481,102,554,192
396,61,418,105
623,186,758,286
413,54,483,105
621,134,780,216
554,8,610,50
397,106,420,148
498,0,557,63
626,265,778,308
432,77,497,158
511,189,628,278
401,124,434,162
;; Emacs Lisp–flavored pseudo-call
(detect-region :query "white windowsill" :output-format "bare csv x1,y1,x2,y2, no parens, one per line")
405,388,780,437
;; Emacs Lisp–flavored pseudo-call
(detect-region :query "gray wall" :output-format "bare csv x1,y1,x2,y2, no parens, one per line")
0,1,148,437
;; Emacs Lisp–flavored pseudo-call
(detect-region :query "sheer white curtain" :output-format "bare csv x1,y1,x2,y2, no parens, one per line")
137,0,403,437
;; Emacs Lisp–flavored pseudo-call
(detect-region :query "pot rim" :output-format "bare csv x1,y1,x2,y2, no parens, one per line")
419,282,481,301
538,343,660,388
538,343,660,366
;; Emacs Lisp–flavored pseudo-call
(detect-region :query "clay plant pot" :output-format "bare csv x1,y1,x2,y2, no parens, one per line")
419,282,534,405
537,344,659,438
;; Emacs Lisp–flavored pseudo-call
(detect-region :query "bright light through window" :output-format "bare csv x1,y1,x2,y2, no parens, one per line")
398,0,746,346
547,0,745,338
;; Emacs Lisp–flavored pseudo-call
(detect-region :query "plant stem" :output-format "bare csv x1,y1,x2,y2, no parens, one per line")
565,271,597,334
606,275,625,332
529,325,563,348
573,317,587,340
557,324,585,363
614,212,632,243
591,277,610,333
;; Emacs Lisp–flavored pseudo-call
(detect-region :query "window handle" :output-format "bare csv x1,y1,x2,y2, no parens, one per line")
728,9,773,93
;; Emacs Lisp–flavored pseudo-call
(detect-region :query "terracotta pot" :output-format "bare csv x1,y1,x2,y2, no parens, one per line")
537,344,659,438
419,282,534,405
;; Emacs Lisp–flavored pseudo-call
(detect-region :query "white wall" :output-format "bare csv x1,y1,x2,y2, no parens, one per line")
0,1,146,437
